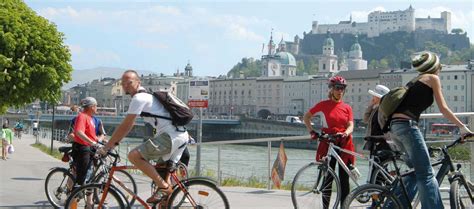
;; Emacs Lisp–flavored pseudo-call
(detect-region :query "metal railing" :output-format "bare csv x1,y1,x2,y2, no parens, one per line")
197,112,474,189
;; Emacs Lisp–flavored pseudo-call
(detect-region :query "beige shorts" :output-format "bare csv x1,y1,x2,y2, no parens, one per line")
134,133,172,162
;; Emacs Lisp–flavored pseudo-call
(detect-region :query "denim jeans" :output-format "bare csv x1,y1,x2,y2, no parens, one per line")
388,120,444,209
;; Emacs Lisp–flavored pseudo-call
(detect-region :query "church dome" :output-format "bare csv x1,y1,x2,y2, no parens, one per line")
275,51,296,66
350,43,361,51
324,37,334,47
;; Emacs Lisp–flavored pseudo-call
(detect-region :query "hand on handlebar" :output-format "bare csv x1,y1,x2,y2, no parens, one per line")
310,130,319,140
95,146,108,158
461,132,474,143
335,132,348,139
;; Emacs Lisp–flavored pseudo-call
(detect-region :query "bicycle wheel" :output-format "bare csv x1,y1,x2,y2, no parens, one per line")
370,158,408,186
111,170,137,206
342,184,402,209
450,177,474,209
167,179,230,209
64,183,125,209
291,162,340,209
45,167,75,208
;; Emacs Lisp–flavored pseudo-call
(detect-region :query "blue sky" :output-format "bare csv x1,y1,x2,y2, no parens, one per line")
26,0,473,77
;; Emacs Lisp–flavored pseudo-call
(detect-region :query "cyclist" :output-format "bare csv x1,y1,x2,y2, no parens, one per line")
303,75,354,208
98,70,189,204
14,121,24,139
387,51,473,208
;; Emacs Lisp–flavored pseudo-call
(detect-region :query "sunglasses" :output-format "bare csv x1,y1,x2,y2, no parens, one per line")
333,85,346,90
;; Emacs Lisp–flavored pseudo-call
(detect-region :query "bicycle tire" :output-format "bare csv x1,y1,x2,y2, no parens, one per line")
64,183,125,209
342,184,403,209
44,167,75,208
167,179,230,209
450,177,474,209
370,158,408,186
291,162,340,209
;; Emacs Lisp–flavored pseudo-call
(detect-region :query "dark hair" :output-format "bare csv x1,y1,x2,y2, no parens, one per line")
2,124,8,129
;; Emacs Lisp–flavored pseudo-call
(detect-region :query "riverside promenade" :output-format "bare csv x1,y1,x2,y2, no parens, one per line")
0,133,293,209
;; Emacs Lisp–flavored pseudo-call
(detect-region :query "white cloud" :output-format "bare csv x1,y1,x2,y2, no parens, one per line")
226,24,265,42
37,5,268,42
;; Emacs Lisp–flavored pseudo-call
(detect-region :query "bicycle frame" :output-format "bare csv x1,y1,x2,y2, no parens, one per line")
324,140,395,187
98,164,199,209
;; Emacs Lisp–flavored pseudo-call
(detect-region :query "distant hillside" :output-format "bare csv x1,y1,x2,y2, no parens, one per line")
62,67,154,89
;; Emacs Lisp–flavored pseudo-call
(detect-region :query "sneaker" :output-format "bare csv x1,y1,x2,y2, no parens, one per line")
146,186,171,204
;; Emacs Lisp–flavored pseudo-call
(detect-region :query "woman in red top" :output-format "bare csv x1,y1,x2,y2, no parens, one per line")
303,76,355,209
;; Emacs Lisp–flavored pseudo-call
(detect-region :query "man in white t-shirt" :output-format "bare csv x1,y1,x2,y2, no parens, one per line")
99,70,189,204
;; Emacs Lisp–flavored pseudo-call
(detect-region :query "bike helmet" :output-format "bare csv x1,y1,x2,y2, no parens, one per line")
328,76,347,88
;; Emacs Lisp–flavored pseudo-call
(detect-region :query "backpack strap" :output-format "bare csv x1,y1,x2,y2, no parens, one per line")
135,89,172,125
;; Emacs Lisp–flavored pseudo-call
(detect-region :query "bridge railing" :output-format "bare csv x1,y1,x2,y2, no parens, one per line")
197,112,474,190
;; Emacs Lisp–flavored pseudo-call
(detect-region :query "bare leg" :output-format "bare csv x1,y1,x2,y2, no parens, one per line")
128,150,169,189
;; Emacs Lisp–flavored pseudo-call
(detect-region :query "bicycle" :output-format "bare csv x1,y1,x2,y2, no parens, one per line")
342,133,474,209
291,133,407,209
64,149,230,209
45,146,137,208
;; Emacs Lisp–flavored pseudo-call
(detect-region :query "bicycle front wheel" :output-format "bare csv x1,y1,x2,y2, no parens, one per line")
64,183,125,209
450,177,474,209
342,184,402,209
291,162,340,209
167,179,230,209
44,167,75,208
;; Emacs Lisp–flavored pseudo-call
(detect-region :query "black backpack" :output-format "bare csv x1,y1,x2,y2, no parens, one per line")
140,91,194,126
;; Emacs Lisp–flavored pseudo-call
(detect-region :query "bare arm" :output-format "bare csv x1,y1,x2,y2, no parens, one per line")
104,114,137,150
303,111,314,132
75,131,98,146
345,121,354,135
362,105,374,123
430,75,464,127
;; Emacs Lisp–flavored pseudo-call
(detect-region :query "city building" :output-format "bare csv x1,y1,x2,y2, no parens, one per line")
311,6,450,38
261,32,297,77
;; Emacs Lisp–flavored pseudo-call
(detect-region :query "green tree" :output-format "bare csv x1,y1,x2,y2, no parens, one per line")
227,57,262,77
296,59,305,75
0,0,72,113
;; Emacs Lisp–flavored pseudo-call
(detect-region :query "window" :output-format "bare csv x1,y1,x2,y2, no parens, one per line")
447,75,450,80
323,64,326,70
454,85,457,90
447,85,450,90
454,96,458,101
454,75,458,80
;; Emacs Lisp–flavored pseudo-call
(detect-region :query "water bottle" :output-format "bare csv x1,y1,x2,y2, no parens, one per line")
348,164,361,180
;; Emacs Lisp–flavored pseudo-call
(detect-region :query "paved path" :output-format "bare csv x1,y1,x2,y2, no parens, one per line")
0,134,293,209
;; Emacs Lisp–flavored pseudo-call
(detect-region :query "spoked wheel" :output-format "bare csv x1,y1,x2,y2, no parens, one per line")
370,158,408,186
450,178,474,209
45,168,75,208
167,179,229,209
342,184,402,209
291,162,340,209
64,183,126,209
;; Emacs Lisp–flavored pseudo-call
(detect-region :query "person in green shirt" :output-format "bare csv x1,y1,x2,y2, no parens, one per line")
1,124,14,160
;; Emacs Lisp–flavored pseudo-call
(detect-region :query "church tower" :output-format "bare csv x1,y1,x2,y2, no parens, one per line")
347,34,367,70
318,31,338,73
184,62,193,77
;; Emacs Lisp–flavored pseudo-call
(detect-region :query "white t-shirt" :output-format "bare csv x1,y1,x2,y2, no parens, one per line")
33,122,38,129
127,88,188,162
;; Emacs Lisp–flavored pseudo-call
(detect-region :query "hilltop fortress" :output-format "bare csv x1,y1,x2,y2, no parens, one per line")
311,5,451,37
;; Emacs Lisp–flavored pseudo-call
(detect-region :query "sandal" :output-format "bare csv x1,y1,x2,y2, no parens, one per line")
147,185,172,204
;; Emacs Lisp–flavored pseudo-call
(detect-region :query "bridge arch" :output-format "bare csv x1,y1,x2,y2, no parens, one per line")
257,109,271,119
